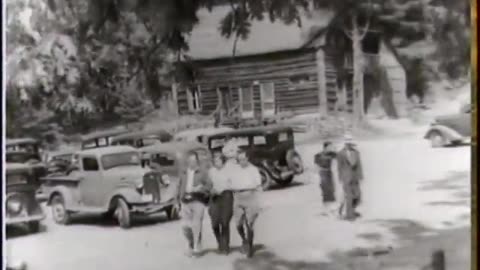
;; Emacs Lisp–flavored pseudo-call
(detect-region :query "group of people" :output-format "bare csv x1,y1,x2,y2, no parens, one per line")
179,140,262,258
314,134,364,221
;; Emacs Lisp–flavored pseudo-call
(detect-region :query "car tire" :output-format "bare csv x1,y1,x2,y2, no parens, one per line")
429,131,447,148
114,198,131,229
259,168,272,191
51,194,71,225
166,203,181,220
27,221,40,233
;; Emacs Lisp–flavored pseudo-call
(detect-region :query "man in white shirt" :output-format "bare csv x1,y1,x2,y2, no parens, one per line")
180,152,212,257
230,149,262,258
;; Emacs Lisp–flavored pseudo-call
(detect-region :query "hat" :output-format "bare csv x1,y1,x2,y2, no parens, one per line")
343,133,354,144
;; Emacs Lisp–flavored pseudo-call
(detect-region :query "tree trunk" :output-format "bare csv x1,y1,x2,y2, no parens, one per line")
351,13,365,124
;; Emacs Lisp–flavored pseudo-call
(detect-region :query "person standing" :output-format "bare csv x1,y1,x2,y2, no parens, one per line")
230,150,262,258
208,151,234,255
314,141,337,215
180,152,212,257
336,134,364,221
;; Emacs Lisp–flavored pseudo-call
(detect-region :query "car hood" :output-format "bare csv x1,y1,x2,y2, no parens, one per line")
104,166,151,185
433,114,458,125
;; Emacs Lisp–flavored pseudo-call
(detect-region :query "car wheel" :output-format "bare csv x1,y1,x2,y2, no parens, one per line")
429,131,447,148
166,203,181,220
276,175,294,187
259,169,272,191
27,221,40,233
51,195,71,225
114,198,131,229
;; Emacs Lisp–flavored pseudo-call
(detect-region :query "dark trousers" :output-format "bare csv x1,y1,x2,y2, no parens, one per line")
208,191,233,253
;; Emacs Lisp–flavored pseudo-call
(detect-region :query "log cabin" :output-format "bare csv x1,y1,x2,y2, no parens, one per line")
172,6,407,125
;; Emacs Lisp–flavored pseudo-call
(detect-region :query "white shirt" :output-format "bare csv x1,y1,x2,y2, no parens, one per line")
209,166,232,194
230,163,262,191
185,168,195,193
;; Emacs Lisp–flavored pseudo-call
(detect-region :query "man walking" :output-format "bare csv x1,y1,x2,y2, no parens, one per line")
336,134,364,221
314,141,338,216
180,152,212,257
230,150,262,258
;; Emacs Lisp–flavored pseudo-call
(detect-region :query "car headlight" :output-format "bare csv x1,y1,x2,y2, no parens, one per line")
7,196,24,216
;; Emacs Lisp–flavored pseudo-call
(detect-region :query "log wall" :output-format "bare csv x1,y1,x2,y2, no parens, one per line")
176,49,322,116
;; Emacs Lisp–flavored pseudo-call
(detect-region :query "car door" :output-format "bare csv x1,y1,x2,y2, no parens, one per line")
78,155,104,208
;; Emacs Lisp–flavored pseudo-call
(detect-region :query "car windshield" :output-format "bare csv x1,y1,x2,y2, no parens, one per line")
101,152,141,170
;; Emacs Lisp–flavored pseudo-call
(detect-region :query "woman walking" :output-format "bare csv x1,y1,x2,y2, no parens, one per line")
208,151,234,255
314,141,338,216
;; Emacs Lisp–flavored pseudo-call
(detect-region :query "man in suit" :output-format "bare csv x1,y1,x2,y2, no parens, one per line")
336,134,364,221
180,152,212,257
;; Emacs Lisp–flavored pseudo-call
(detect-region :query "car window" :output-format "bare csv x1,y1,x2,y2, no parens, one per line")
236,137,250,147
151,153,176,166
253,136,267,146
142,138,161,146
101,152,141,170
7,173,29,185
279,132,289,142
83,157,99,171
210,138,226,149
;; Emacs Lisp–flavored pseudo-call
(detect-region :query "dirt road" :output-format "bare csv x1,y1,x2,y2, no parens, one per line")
6,131,471,270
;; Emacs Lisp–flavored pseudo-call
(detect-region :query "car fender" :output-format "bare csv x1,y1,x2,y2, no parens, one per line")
105,188,144,209
424,125,463,141
47,186,78,209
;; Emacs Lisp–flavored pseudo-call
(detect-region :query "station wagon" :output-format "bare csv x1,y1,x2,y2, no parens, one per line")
110,129,173,148
207,126,303,190
41,146,177,228
6,163,46,233
80,129,128,150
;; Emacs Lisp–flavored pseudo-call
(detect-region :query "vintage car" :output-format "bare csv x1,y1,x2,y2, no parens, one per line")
5,163,46,233
207,126,304,190
424,103,472,147
139,141,209,213
80,128,128,150
6,138,41,153
173,127,234,144
110,129,173,148
40,145,178,228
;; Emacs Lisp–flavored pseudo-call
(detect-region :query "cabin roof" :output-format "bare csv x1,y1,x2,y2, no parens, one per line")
78,145,137,157
173,127,234,140
187,6,334,60
139,141,206,155
81,128,128,142
110,129,172,142
209,125,293,138
6,138,38,146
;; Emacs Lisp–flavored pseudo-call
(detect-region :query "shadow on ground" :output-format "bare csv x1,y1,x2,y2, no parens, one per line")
233,250,336,270
6,223,48,239
61,212,174,228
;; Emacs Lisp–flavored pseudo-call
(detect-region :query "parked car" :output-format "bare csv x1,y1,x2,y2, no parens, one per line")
424,103,472,147
80,128,129,150
5,163,46,233
207,126,304,190
110,129,173,148
40,146,178,228
6,138,41,153
173,127,234,144
139,141,210,216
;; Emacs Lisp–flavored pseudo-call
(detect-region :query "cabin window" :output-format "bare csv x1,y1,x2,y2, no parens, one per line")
288,74,314,88
362,31,380,54
83,157,99,171
186,85,201,112
260,82,276,117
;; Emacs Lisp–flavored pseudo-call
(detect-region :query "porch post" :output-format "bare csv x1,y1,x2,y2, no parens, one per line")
315,49,328,116
171,82,179,116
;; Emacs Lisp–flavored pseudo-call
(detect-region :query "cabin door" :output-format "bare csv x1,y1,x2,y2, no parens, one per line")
218,86,234,115
260,82,276,118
